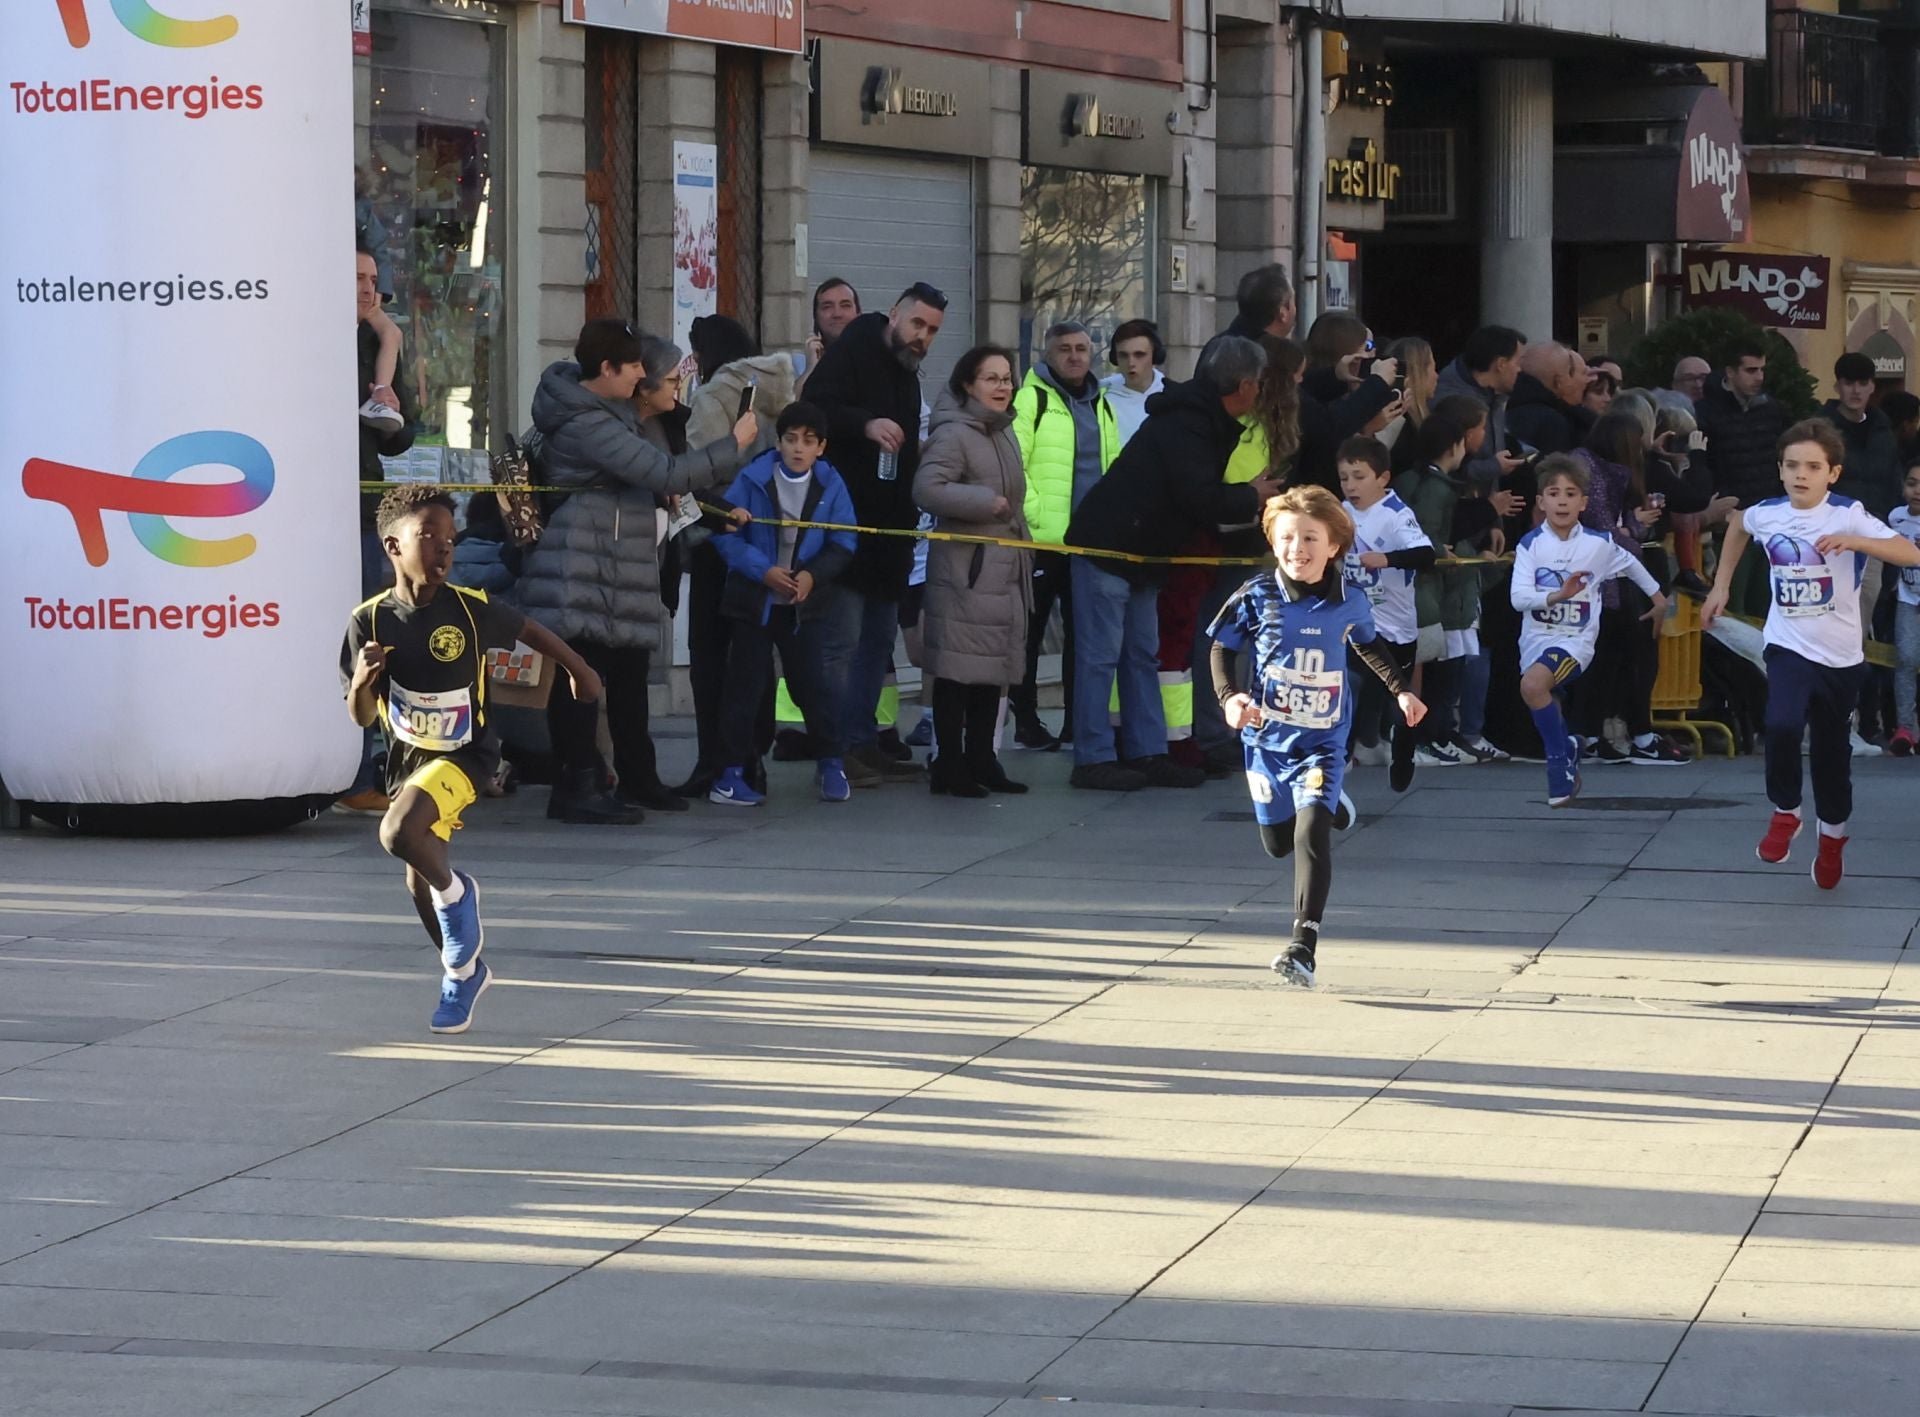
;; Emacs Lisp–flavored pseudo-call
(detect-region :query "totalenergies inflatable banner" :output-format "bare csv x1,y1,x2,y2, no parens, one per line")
0,1,359,806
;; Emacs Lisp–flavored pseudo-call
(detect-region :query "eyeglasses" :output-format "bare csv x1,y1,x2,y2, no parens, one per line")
978,373,1016,387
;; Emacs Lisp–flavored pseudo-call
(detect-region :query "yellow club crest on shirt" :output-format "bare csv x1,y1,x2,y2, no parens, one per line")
429,625,468,663
1302,765,1326,793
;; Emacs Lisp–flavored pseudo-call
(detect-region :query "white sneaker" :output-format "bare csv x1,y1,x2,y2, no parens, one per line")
1851,731,1883,758
1270,946,1316,989
359,398,405,430
1351,740,1390,767
1414,742,1468,767
1457,734,1510,763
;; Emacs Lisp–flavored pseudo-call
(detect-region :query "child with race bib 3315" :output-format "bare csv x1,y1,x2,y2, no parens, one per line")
1703,421,1920,887
1209,486,1427,989
1511,456,1668,809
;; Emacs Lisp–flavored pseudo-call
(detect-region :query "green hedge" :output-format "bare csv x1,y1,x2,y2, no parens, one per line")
1622,308,1819,417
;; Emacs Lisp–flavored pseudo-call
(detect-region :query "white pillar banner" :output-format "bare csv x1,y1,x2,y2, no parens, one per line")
0,1,359,805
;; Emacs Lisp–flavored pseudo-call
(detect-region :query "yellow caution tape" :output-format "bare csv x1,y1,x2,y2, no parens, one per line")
373,480,1906,667
361,481,1515,570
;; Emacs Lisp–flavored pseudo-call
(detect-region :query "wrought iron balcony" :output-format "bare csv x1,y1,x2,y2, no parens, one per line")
1746,9,1885,151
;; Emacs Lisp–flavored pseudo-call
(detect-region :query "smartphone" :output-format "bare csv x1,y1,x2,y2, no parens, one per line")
736,381,757,420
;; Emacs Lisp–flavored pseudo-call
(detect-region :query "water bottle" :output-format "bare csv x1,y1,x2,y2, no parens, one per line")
877,449,897,482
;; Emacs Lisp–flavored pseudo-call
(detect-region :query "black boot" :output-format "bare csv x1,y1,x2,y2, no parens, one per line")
548,768,644,824
964,687,1025,792
970,756,1028,794
929,754,989,798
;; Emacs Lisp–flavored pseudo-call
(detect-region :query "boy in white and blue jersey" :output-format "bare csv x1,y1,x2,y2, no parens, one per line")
1339,435,1435,794
1210,487,1427,989
1886,462,1920,754
1704,420,1920,888
1511,456,1666,809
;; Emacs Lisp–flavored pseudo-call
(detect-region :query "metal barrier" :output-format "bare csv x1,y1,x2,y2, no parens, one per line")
1651,594,1736,759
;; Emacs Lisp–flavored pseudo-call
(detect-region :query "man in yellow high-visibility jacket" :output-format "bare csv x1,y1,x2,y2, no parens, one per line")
1010,320,1120,749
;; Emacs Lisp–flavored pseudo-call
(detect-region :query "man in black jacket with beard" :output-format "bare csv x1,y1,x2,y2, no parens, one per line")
1066,336,1279,791
802,282,947,783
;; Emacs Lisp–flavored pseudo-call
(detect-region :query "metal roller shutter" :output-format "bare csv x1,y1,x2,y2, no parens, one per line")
808,148,975,395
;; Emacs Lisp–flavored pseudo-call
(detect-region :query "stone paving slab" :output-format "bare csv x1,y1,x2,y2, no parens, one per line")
1033,1336,1663,1410
0,1350,388,1417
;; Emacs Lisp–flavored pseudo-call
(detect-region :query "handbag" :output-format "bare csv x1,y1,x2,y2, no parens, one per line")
489,433,544,547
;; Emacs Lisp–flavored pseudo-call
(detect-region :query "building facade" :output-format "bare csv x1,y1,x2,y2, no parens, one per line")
1730,0,1920,392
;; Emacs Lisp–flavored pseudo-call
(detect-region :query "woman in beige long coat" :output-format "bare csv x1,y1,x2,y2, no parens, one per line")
912,345,1032,797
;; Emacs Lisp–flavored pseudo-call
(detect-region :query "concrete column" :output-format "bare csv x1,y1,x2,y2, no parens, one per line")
1213,21,1296,347
759,54,810,352
1478,57,1553,341
979,66,1025,353
510,4,587,428
636,38,717,339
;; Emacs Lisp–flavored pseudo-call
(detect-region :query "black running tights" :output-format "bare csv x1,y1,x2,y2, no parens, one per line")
1257,806,1333,950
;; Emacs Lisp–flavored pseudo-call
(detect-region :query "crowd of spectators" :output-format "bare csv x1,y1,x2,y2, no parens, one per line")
341,255,1920,821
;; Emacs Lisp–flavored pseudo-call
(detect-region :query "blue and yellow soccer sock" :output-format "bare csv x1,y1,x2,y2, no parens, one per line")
1530,700,1569,762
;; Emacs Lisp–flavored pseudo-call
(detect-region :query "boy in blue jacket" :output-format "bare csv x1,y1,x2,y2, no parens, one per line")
710,401,860,803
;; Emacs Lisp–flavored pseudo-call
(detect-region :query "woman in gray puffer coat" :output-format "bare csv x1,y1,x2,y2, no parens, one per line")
519,321,754,822
912,344,1031,797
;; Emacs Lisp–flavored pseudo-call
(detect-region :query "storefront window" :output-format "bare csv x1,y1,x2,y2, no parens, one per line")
357,1,508,477
1020,168,1155,368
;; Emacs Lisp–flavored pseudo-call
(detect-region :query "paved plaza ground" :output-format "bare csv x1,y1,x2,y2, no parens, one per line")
2,732,1918,1417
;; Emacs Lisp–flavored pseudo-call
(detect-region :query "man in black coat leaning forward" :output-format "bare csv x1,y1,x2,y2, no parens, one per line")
1066,336,1279,792
801,282,947,783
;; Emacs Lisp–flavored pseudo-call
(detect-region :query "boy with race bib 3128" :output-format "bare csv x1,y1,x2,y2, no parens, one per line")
1510,455,1668,810
1209,486,1427,990
1704,421,1920,888
342,487,607,1033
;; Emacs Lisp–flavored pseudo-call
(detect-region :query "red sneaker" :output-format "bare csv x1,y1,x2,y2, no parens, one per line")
1813,834,1847,890
1891,728,1917,758
1756,811,1802,864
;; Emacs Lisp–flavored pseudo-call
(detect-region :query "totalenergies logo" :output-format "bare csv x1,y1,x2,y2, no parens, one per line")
22,432,274,568
55,0,239,48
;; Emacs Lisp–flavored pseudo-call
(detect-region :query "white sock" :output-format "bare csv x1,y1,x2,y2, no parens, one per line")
430,874,465,909
1634,732,1659,748
446,959,477,982
1774,805,1803,820
1819,820,1848,839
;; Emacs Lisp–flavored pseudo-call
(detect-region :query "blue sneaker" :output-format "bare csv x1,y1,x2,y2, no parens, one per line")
708,766,765,807
1547,735,1582,808
817,757,851,803
433,870,483,976
430,958,491,1035
904,716,933,748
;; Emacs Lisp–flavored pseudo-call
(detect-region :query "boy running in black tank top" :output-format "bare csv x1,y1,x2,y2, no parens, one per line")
342,488,605,1033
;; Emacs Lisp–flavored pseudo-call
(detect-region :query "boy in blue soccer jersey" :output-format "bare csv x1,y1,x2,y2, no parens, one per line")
1704,420,1920,888
1209,486,1428,988
1511,456,1667,809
